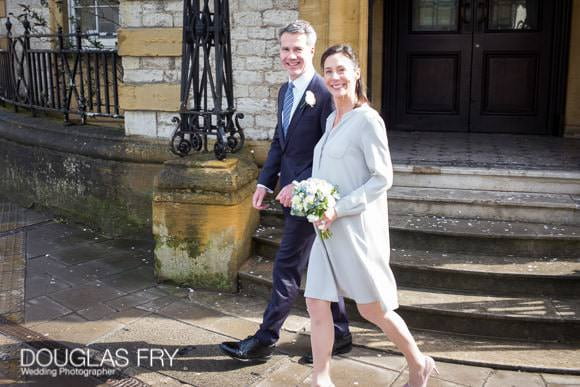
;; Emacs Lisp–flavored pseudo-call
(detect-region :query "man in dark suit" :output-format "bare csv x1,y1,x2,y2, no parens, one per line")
219,20,351,363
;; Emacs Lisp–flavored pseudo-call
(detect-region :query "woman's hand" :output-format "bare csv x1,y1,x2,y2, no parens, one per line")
314,207,337,231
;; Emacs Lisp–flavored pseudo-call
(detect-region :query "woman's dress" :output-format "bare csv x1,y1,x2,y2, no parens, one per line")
304,104,399,312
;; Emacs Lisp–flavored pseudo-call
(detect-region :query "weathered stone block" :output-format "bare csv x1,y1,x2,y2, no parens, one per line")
119,2,142,27
124,69,165,83
235,70,264,85
237,97,276,114
122,57,141,70
165,0,183,13
143,12,174,27
273,0,298,10
263,10,299,26
142,57,174,69
236,40,266,56
156,112,179,138
236,11,262,27
238,0,273,11
119,83,181,111
265,70,286,84
118,28,182,57
153,155,259,291
249,85,270,98
245,56,274,70
247,27,278,40
125,111,157,137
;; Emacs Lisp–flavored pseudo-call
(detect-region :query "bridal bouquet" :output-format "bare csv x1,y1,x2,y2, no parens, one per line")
290,178,340,240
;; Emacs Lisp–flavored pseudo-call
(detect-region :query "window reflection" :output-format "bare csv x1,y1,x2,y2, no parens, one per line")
412,0,459,32
488,0,538,30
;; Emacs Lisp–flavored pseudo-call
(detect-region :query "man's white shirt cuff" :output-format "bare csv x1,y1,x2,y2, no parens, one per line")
257,184,273,193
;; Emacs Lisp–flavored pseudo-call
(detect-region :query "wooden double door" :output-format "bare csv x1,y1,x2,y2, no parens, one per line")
390,0,563,134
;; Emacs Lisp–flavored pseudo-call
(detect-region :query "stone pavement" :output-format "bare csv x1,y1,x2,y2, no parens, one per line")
1,201,579,386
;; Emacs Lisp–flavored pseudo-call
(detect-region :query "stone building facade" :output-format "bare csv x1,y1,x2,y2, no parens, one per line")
118,0,299,145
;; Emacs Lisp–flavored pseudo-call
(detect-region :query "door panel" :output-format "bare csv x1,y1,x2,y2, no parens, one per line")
392,0,555,134
407,54,460,113
394,0,471,131
481,53,538,114
469,0,553,133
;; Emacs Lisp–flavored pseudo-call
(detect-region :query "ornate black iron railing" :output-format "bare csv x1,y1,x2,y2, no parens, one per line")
0,17,123,124
170,0,244,160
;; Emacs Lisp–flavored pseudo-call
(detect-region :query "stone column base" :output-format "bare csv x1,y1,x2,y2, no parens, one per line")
153,154,259,291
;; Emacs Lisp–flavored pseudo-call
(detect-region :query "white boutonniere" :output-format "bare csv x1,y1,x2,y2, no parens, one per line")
305,90,316,107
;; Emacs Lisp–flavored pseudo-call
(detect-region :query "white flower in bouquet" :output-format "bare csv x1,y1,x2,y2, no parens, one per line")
290,178,340,240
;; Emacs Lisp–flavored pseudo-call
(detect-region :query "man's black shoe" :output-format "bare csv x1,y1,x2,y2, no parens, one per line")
219,335,275,362
300,333,353,364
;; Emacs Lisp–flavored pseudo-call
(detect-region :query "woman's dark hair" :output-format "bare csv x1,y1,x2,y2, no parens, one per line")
320,44,369,107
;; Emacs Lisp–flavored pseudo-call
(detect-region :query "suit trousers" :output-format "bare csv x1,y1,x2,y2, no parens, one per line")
255,213,350,345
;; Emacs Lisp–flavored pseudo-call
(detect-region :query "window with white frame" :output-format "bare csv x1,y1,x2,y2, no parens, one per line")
68,0,120,48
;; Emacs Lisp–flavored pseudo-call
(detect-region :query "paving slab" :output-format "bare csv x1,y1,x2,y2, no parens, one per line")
105,287,170,312
93,237,155,255
25,272,73,299
300,356,401,386
98,265,155,293
48,242,124,266
72,254,147,279
254,358,311,387
25,222,105,259
484,369,545,386
541,373,580,385
28,312,125,345
188,289,310,333
47,284,126,312
76,302,120,321
91,314,288,387
0,202,50,233
25,295,73,325
391,369,465,387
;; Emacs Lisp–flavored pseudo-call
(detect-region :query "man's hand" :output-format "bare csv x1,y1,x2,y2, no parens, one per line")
313,207,337,231
276,183,294,208
252,186,269,210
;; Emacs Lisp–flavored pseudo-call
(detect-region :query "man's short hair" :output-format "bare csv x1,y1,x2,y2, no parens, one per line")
278,20,317,47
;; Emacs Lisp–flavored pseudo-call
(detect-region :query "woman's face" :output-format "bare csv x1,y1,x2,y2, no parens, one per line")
323,52,360,100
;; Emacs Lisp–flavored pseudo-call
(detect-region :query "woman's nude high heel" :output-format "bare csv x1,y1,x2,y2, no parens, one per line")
403,355,439,387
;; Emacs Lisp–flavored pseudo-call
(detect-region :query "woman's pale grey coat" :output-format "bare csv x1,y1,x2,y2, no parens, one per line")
304,104,399,312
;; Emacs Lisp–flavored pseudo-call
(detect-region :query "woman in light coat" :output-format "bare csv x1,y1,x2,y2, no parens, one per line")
304,44,438,387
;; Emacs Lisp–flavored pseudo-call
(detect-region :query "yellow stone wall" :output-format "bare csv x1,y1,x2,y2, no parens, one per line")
118,28,182,57
48,0,67,32
565,0,580,137
299,0,368,82
119,83,180,112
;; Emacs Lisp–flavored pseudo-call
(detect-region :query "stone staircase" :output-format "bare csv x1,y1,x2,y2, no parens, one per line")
238,166,580,370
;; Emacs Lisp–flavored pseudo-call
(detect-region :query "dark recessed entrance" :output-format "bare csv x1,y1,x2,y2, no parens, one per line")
378,0,571,134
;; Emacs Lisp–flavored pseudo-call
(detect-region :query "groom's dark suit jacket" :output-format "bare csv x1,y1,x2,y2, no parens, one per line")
258,74,333,191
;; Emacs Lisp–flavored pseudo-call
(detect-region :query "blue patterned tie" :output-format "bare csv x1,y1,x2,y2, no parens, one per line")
282,82,294,137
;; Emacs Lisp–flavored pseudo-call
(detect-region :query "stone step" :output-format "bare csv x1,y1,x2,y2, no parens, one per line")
259,211,580,258
239,255,580,343
388,186,580,225
253,227,580,297
392,165,580,195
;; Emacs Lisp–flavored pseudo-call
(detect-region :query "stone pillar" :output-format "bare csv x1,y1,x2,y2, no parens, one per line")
118,0,183,138
153,154,259,291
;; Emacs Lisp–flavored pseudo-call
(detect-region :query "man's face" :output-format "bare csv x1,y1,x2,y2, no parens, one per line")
279,32,315,80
